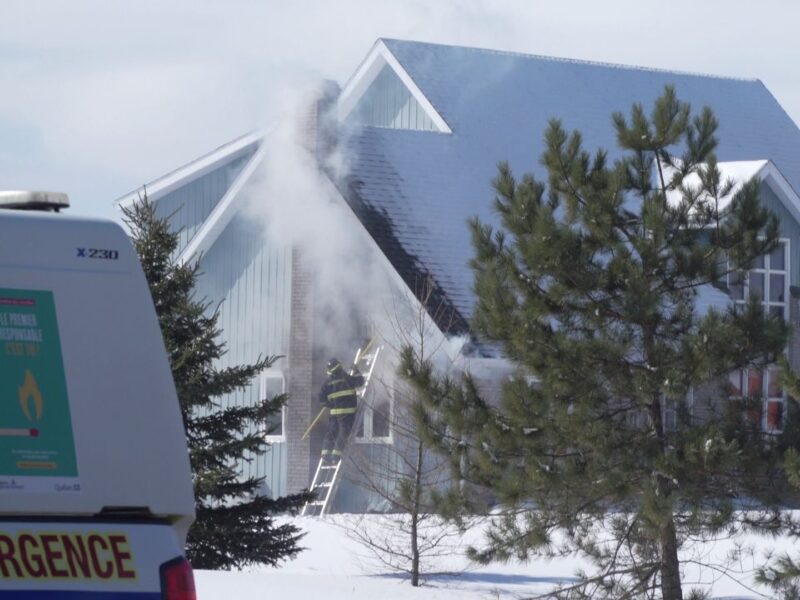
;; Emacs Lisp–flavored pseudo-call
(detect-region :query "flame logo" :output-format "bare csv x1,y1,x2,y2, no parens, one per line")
18,370,43,422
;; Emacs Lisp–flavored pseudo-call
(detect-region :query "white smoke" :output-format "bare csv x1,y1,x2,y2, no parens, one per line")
238,79,465,374
239,82,396,362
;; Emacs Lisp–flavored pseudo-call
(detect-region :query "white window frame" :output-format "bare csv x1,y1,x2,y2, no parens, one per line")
728,367,786,433
727,238,790,320
260,369,286,442
726,239,790,433
355,387,393,445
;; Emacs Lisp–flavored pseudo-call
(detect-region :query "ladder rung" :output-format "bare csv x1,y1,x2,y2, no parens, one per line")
306,345,381,518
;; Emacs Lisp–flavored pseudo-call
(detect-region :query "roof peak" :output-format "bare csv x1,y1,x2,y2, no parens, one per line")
378,38,759,84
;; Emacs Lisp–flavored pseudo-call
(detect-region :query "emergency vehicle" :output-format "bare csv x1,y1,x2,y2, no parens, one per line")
0,191,196,599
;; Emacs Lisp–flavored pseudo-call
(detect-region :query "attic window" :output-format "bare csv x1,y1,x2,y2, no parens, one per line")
346,64,438,132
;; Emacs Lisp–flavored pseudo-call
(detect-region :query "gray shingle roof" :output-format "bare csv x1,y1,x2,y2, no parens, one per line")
341,39,800,333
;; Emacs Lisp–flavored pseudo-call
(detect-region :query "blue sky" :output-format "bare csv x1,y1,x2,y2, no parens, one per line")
1,0,798,219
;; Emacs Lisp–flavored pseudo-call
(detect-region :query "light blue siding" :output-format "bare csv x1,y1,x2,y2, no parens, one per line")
193,214,293,497
337,444,402,513
347,64,437,131
153,146,257,254
758,182,800,286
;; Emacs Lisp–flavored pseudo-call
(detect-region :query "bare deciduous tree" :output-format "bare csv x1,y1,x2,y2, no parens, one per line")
345,276,475,586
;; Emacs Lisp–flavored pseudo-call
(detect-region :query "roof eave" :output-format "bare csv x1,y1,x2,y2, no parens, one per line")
758,161,800,224
177,144,267,264
112,129,268,209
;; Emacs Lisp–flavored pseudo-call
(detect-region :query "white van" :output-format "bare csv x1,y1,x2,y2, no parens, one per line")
0,192,196,599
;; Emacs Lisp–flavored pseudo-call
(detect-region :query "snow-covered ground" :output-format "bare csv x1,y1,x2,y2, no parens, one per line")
195,515,792,599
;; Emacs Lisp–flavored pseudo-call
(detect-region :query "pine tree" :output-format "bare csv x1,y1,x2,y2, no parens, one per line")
755,359,800,599
403,87,796,599
123,196,312,570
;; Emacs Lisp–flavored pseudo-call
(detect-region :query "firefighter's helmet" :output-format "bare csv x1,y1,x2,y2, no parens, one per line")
326,358,343,375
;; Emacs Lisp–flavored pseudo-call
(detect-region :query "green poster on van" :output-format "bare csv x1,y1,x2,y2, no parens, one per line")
0,288,79,492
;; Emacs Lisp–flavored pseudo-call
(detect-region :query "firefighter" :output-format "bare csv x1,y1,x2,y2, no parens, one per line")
319,358,365,464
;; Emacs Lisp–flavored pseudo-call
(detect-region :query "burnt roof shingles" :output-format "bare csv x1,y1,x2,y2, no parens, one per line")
341,39,800,333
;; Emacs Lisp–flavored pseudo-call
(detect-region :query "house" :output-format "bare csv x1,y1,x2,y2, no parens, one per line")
114,39,800,511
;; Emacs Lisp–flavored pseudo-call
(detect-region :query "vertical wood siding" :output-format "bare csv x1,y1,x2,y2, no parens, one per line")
348,65,436,132
192,214,293,498
153,147,257,255
759,182,799,286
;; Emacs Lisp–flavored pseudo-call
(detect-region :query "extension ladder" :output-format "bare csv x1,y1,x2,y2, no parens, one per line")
301,342,382,516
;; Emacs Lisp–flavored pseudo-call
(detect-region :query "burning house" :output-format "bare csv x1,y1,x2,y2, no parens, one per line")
114,39,800,511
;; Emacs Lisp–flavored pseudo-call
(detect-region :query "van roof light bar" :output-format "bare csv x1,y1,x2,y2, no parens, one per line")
0,190,70,212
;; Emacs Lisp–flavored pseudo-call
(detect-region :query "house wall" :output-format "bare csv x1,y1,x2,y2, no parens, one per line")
757,182,800,370
689,180,800,424
334,364,447,514
759,182,800,285
192,213,294,497
153,147,257,255
138,128,800,513
346,64,437,132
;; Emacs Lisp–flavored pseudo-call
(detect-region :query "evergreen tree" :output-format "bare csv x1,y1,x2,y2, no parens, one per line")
403,87,796,599
123,196,312,570
755,359,800,599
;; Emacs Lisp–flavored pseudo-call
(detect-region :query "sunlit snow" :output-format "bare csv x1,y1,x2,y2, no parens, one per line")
195,514,794,599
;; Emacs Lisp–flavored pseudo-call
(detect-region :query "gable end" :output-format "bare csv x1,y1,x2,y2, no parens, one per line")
337,40,452,134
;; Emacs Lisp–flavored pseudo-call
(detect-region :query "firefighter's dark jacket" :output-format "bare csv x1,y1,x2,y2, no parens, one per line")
319,369,365,416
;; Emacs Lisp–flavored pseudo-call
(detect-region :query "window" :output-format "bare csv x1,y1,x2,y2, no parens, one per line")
726,241,789,433
660,389,693,432
371,395,392,439
625,409,647,429
728,240,788,319
728,367,784,432
355,389,393,443
260,370,286,441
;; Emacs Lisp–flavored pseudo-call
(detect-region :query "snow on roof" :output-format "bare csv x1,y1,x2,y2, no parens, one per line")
664,160,768,213
695,283,731,318
342,39,800,330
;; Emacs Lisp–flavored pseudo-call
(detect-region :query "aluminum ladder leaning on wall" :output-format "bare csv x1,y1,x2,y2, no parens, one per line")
301,342,382,517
